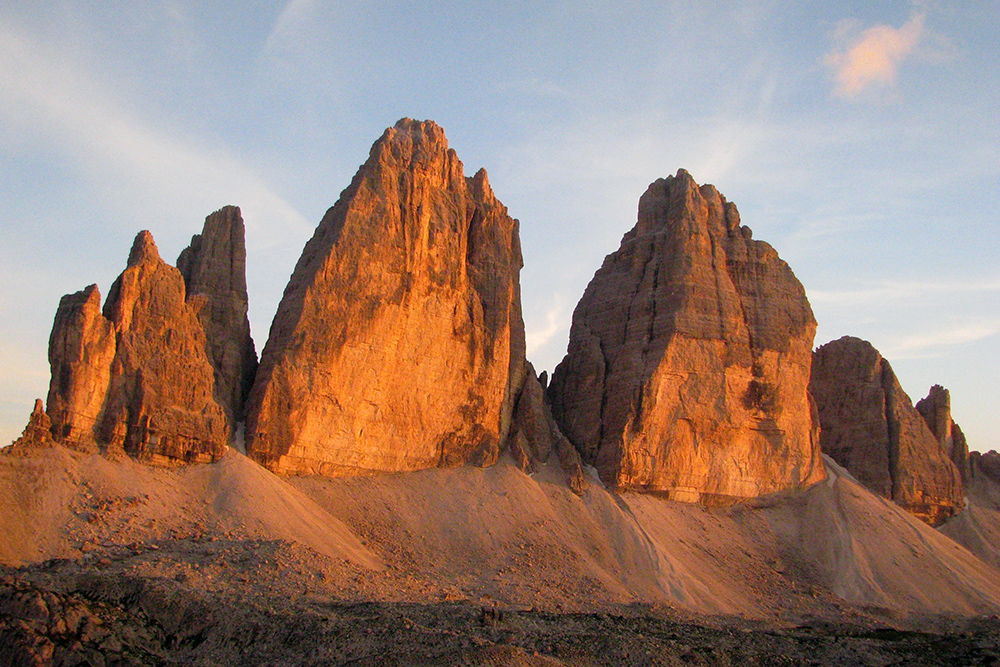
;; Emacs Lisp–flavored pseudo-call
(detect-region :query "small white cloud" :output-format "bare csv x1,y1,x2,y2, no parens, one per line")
825,13,925,98
525,296,565,356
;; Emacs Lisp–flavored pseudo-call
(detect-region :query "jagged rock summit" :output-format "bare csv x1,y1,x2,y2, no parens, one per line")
177,205,258,421
41,210,255,465
548,169,825,502
810,336,964,525
245,119,528,477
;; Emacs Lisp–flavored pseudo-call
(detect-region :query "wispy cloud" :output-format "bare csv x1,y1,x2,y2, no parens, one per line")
0,21,312,249
825,12,925,98
525,296,566,357
883,320,1000,360
810,279,1000,307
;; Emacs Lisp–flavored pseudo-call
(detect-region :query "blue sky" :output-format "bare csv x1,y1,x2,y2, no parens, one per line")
1,1,998,451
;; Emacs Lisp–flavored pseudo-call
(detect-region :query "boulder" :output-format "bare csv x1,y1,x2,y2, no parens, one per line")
548,170,825,502
45,231,229,465
810,336,964,525
245,119,526,477
177,206,258,422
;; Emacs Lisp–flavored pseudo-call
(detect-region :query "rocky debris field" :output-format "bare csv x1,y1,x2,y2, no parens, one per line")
3,540,1000,667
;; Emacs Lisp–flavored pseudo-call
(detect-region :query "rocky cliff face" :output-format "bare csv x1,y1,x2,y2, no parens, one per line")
971,451,1000,485
177,206,258,422
44,231,230,465
916,385,971,482
245,119,527,476
46,284,116,453
548,170,825,502
810,336,964,525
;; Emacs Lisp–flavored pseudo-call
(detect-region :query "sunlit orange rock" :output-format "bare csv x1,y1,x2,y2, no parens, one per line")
245,119,527,476
45,231,230,465
177,206,258,422
916,384,971,482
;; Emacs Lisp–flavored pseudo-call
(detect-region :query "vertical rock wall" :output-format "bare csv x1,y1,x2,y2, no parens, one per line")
548,170,825,502
177,206,258,422
42,225,243,465
245,119,526,476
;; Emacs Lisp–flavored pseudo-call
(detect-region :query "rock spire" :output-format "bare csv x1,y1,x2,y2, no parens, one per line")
245,119,527,476
916,384,971,482
548,170,825,502
41,221,248,465
177,206,258,422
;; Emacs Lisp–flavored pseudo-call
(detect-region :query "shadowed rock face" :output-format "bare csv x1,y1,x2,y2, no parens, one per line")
45,231,230,465
810,336,964,525
245,119,526,476
971,450,1000,484
548,170,825,502
177,206,258,422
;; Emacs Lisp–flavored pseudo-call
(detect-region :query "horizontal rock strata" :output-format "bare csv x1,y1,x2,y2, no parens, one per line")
548,169,825,502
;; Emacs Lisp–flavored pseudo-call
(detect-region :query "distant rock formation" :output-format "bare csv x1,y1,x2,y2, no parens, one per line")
45,230,232,465
810,336,964,525
548,170,825,502
916,385,971,482
245,119,527,476
177,206,258,422
971,450,1000,485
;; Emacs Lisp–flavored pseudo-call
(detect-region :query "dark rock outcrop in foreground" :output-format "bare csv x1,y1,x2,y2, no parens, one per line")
4,571,998,667
41,216,255,465
548,169,825,501
810,336,964,525
246,119,529,477
177,206,258,423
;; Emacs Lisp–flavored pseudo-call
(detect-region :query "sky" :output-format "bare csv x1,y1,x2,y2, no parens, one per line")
1,1,998,451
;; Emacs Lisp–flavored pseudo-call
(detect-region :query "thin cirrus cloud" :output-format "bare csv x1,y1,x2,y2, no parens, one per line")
0,21,312,250
525,296,565,357
825,12,926,98
882,320,1000,360
809,279,1000,307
